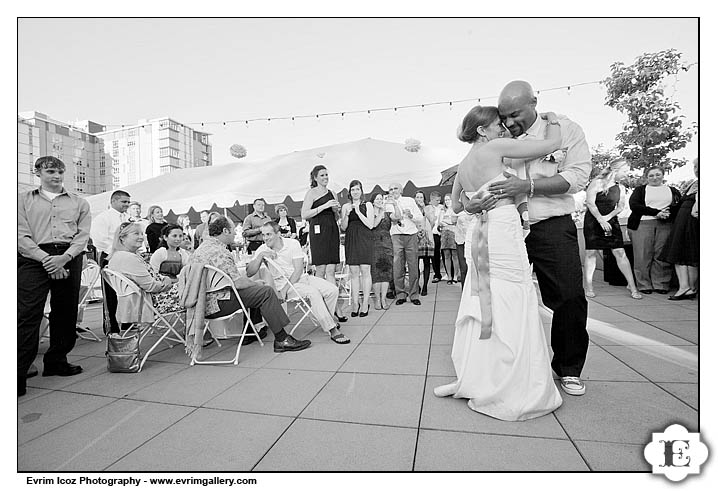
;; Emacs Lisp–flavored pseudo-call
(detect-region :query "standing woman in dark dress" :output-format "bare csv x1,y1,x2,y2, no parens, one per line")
660,157,699,300
341,180,374,316
582,159,642,299
145,205,167,254
370,193,393,310
301,164,346,321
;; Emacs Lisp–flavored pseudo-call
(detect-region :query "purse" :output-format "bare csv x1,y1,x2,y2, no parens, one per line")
106,327,141,373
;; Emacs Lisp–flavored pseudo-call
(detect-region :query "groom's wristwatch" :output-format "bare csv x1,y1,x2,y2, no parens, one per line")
548,120,560,125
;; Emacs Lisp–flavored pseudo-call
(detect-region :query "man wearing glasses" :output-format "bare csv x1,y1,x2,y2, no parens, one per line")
385,182,424,306
18,156,91,396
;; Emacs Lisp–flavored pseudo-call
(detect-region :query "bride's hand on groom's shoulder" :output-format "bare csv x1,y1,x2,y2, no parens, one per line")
540,111,558,121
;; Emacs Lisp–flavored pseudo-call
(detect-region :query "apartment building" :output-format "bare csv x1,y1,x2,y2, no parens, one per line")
17,112,111,196
91,117,212,188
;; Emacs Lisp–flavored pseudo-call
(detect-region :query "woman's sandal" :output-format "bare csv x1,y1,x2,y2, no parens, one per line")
330,332,351,344
585,290,596,298
630,290,643,300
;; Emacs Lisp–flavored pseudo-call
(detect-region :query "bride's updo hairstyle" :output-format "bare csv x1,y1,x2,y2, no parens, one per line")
458,105,500,143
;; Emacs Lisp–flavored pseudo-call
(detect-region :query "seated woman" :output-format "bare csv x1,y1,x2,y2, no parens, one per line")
275,204,298,239
149,223,191,279
107,222,182,319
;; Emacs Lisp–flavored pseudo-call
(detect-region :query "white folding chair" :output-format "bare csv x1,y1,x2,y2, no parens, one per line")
335,261,351,301
76,260,103,341
39,259,104,343
265,258,320,336
102,268,185,372
191,264,264,366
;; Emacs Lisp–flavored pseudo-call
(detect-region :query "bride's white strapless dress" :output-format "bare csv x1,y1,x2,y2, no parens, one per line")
434,174,562,421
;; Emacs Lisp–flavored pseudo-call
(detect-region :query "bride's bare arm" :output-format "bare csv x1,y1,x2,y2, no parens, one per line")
486,112,561,160
451,178,464,214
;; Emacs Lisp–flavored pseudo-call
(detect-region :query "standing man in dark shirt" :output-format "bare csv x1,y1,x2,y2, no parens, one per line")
18,156,91,396
242,198,272,253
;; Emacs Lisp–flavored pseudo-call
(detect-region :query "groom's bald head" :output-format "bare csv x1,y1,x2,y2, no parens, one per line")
498,80,538,137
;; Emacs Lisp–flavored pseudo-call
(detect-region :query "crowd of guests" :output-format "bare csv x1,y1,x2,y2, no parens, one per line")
581,157,699,300
17,153,699,397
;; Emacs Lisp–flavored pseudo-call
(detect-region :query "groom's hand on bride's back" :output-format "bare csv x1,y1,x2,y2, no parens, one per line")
465,194,498,214
487,171,530,199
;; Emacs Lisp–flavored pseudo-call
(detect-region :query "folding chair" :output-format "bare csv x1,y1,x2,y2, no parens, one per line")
102,268,185,372
265,258,319,336
76,260,103,341
40,259,104,343
335,261,351,301
191,264,265,366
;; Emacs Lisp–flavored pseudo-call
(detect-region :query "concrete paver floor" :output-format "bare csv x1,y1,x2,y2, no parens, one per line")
19,277,698,472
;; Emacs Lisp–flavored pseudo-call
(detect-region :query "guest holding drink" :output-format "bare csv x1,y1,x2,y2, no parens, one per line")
582,159,641,299
301,164,346,321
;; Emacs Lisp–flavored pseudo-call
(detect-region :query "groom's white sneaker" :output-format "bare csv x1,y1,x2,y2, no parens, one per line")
560,376,586,396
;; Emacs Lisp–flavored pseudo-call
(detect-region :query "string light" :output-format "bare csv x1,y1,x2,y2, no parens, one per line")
35,73,693,131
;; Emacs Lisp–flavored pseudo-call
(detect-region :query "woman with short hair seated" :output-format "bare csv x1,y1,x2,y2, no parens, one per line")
150,223,191,279
107,222,182,319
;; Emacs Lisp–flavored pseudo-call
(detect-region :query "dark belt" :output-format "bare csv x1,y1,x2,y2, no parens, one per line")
39,243,72,254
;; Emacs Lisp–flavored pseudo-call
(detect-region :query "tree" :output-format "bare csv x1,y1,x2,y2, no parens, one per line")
589,144,620,180
602,49,696,177
590,144,641,188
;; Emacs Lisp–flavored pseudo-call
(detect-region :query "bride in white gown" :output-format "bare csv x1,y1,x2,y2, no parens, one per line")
434,105,563,421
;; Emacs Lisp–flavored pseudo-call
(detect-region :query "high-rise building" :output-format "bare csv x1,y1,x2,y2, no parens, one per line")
17,112,111,196
89,117,212,188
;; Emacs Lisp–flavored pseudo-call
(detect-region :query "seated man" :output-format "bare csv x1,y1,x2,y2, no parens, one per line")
246,222,350,345
189,216,310,353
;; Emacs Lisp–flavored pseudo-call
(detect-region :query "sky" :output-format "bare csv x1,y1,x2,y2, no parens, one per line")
17,17,699,183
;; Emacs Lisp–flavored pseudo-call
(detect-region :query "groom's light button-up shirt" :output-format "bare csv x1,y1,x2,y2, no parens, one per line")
517,115,592,224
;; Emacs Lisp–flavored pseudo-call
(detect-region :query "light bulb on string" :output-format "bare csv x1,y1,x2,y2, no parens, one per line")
244,120,248,128
291,116,295,127
567,86,571,96
421,105,425,113
367,110,371,120
341,112,345,121
449,102,453,111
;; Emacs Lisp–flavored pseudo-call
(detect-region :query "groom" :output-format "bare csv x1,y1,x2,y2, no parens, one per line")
467,80,592,396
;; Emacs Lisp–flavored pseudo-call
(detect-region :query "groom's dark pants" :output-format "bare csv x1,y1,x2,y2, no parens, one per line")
525,215,588,377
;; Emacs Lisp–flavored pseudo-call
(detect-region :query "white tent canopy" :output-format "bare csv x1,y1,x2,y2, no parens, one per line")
86,138,463,216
